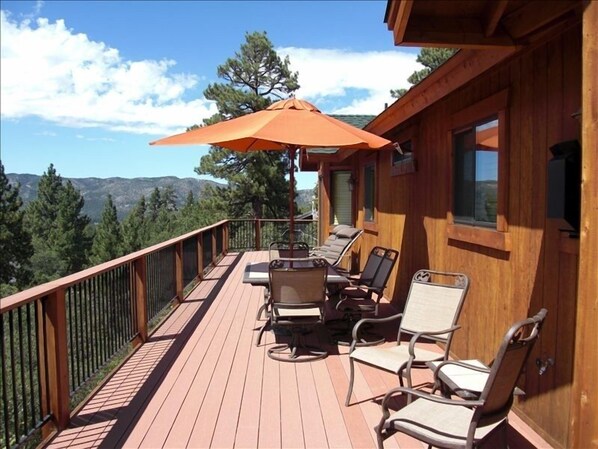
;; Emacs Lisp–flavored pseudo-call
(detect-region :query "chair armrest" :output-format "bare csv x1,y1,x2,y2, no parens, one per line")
350,313,404,352
379,386,484,422
407,325,461,357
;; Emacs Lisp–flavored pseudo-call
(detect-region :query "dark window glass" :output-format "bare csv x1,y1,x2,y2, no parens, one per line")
364,164,375,222
392,140,413,165
453,117,498,227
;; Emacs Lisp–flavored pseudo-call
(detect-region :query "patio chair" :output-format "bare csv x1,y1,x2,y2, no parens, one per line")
375,309,547,449
255,241,311,322
269,241,310,260
331,247,399,346
311,225,363,268
345,269,469,406
262,257,329,362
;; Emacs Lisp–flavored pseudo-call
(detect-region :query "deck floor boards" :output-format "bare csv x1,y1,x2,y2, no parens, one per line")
47,251,553,449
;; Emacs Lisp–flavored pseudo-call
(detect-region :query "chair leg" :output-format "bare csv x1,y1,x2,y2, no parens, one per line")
256,318,270,347
345,358,355,406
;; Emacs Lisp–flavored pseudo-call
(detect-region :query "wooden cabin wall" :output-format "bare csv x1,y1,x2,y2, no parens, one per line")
347,25,581,449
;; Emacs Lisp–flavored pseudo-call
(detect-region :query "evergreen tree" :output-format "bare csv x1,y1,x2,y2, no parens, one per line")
391,48,457,98
90,195,123,264
0,161,33,292
122,196,148,253
194,31,299,219
25,164,92,283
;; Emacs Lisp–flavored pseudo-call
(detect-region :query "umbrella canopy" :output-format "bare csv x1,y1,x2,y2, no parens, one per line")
150,98,390,150
150,98,391,249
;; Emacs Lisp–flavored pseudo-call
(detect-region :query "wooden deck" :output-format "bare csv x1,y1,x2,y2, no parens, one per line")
47,251,553,449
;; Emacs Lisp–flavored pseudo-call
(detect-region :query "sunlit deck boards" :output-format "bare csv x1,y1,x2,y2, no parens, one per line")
47,251,552,449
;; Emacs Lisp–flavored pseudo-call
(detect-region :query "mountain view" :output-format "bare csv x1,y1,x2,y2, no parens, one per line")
7,173,315,222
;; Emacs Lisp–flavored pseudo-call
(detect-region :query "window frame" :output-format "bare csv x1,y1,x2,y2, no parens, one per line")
390,124,418,176
447,89,511,252
362,158,377,232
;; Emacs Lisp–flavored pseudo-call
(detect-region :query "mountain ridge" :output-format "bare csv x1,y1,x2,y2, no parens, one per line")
6,173,314,223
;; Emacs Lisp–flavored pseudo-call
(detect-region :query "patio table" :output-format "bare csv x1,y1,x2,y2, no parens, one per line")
243,261,350,287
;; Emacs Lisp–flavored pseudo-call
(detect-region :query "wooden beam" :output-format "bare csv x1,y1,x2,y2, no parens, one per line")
365,47,517,138
484,0,509,37
569,2,598,448
502,0,578,40
392,0,414,45
404,16,515,48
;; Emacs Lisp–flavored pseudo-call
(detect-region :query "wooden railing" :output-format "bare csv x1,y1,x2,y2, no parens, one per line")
0,218,318,448
0,220,231,448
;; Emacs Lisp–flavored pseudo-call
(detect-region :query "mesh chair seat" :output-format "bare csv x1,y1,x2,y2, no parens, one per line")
351,345,444,374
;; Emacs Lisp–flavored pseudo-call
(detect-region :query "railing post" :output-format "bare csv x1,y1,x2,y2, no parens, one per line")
43,289,70,431
223,223,229,254
197,233,204,280
174,242,184,302
255,219,261,251
211,228,217,263
133,257,148,345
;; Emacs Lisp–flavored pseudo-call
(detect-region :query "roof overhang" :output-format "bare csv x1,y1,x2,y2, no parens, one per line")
385,0,580,49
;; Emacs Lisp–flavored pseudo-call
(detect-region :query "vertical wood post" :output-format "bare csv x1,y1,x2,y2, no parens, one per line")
255,219,261,251
570,2,598,447
211,228,217,263
134,257,148,344
223,222,229,254
197,233,204,281
44,290,70,431
174,242,184,302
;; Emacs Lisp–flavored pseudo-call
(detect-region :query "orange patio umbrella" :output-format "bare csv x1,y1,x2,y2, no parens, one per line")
150,98,390,248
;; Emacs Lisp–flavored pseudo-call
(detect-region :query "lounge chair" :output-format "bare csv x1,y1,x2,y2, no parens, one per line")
345,269,469,406
375,309,547,449
311,225,363,268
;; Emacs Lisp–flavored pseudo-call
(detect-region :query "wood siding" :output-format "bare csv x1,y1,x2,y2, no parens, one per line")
324,24,582,448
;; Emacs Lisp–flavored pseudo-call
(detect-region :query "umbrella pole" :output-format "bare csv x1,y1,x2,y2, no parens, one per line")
288,146,296,255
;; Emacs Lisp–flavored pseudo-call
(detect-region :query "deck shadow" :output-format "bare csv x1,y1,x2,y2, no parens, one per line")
49,252,244,449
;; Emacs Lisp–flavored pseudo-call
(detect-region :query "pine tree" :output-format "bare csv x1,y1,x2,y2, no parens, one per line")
122,196,148,253
391,48,457,98
0,161,33,292
193,31,299,220
90,195,124,264
25,164,92,283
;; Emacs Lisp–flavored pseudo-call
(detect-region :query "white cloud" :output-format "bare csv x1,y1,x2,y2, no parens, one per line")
0,11,217,135
278,47,422,115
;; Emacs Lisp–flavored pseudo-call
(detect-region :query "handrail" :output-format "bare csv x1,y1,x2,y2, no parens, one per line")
0,217,317,447
0,219,229,313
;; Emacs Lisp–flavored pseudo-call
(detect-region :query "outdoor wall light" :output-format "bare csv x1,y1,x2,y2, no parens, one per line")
347,175,357,191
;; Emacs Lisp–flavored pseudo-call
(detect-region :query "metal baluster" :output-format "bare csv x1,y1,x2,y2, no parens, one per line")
1,312,12,449
17,308,28,440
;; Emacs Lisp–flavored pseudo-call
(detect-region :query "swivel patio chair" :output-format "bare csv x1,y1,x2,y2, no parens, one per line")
345,269,469,406
331,247,399,346
255,241,311,322
375,309,547,449
260,257,329,362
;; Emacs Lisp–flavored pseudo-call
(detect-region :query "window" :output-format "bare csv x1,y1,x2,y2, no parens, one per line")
364,163,375,222
453,117,498,228
447,89,511,252
391,140,416,175
330,171,352,225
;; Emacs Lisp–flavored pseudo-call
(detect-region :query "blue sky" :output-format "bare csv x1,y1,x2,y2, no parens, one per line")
0,0,420,190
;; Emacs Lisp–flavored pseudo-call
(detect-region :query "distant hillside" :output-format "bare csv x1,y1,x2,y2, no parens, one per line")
7,174,315,223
